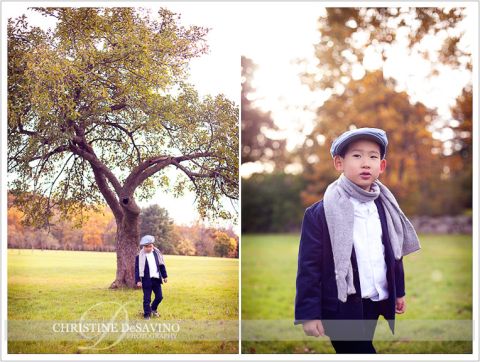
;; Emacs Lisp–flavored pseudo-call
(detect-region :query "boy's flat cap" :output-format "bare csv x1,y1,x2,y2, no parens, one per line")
330,127,388,159
140,235,155,246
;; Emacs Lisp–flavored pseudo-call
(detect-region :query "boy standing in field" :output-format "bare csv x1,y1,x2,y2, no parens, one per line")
135,235,168,320
294,127,421,353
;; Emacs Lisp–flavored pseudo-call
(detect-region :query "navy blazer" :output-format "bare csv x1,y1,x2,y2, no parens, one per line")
294,198,405,334
135,252,168,285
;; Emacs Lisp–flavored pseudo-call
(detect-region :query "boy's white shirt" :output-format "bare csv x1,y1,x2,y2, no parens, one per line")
138,246,165,279
145,250,160,278
350,196,389,301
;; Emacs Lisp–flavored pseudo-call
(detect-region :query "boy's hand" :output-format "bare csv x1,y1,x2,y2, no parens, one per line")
136,281,142,287
163,278,168,283
302,320,325,337
395,296,406,314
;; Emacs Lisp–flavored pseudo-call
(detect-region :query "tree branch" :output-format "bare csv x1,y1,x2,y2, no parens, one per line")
45,153,75,217
171,159,216,178
123,151,215,193
89,161,123,221
68,138,123,195
17,122,37,136
172,155,238,200
110,103,127,111
103,120,141,163
124,157,173,193
25,144,70,162
124,155,163,187
172,152,214,163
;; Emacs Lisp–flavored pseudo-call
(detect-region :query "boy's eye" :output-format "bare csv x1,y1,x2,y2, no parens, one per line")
353,154,361,158
370,156,378,159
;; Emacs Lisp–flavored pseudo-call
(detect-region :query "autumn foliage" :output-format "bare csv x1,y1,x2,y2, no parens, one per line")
8,193,238,257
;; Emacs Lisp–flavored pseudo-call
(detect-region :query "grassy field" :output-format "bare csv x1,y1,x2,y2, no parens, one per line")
8,249,238,354
241,234,473,354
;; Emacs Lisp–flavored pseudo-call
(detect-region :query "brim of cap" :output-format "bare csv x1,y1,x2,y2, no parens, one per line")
335,134,386,158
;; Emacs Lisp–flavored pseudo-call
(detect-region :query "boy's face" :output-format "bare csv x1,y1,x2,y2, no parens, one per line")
333,139,386,191
143,244,154,253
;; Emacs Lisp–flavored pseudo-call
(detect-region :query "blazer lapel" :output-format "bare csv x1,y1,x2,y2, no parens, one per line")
153,251,160,272
374,198,394,265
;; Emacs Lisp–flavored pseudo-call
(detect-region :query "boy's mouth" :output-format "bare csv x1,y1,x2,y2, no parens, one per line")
359,172,371,179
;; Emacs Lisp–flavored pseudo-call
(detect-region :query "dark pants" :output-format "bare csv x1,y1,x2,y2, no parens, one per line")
323,296,388,354
142,277,163,317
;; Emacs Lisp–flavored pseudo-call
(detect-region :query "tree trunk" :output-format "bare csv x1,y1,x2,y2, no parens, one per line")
109,211,140,289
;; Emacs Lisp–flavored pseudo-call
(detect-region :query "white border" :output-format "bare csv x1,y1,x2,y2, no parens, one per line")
1,2,8,361
1,0,479,361
471,0,479,358
238,49,243,356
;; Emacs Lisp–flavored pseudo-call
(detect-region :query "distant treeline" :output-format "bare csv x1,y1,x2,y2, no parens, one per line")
242,173,305,234
8,194,238,258
242,171,472,234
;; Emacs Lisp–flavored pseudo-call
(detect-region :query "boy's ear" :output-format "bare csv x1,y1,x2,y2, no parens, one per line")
379,159,387,173
333,155,344,171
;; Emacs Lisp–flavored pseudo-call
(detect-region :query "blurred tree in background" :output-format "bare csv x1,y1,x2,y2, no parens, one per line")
82,207,116,250
140,204,176,254
242,7,472,231
242,173,305,233
175,237,196,256
8,193,115,251
299,70,446,216
8,192,238,256
241,56,286,168
298,7,472,217
440,85,473,212
213,231,237,257
300,8,469,94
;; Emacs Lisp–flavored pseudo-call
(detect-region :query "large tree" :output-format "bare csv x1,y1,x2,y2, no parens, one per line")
8,7,238,288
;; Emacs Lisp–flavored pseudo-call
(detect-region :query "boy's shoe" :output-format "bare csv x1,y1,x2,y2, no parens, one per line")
151,310,159,317
144,314,151,320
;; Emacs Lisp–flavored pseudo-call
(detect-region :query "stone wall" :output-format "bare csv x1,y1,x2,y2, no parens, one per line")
410,215,472,234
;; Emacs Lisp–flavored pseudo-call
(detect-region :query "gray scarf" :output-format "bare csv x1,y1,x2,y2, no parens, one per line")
323,173,421,302
138,246,165,278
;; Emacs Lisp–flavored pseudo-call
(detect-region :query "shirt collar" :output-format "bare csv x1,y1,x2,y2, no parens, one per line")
349,196,377,214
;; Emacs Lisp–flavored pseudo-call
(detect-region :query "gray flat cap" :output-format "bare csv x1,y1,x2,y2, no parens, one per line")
330,127,388,159
140,235,155,246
